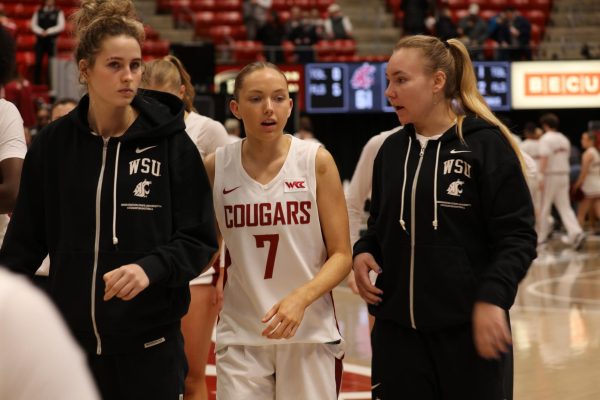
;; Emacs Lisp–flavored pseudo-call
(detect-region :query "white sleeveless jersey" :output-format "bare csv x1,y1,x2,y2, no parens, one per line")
213,135,342,350
582,147,600,196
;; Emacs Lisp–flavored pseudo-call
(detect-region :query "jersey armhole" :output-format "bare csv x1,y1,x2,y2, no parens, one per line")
308,142,320,198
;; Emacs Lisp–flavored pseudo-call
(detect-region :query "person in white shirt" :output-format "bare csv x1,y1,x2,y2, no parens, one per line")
537,113,584,248
519,122,547,232
324,3,353,39
345,126,401,300
345,126,402,334
0,26,27,247
0,267,100,400
571,131,600,229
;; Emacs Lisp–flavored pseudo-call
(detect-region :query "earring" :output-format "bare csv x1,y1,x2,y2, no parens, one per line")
79,76,86,85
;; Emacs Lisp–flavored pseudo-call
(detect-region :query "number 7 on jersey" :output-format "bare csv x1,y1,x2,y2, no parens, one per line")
254,234,279,279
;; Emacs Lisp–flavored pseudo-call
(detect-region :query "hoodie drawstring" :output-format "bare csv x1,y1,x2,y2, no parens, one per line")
112,141,121,246
432,142,441,230
399,136,412,233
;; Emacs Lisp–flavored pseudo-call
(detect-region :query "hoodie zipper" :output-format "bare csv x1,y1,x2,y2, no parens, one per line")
91,137,109,354
409,141,427,329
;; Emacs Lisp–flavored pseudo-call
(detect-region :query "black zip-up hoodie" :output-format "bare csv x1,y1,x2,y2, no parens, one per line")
0,90,218,354
353,116,537,331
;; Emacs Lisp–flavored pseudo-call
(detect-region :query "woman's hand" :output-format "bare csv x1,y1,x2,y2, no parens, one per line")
353,252,383,304
347,269,359,294
472,301,512,359
103,264,150,301
261,290,309,340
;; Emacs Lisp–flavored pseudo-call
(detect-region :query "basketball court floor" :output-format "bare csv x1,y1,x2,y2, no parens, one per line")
203,236,600,399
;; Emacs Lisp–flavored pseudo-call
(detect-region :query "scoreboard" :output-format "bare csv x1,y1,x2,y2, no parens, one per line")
305,62,389,113
474,61,511,111
305,61,511,113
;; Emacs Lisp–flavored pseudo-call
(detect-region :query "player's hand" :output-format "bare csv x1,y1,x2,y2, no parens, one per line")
103,264,149,301
347,269,359,294
261,291,308,340
353,252,383,304
472,302,512,359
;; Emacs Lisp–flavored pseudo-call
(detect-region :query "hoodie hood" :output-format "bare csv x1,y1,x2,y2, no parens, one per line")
70,89,186,141
402,115,499,145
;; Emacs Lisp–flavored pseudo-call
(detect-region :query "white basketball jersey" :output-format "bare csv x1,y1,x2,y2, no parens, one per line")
582,147,600,195
213,135,342,350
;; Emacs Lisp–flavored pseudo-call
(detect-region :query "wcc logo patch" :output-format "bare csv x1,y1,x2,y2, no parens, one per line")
284,178,308,193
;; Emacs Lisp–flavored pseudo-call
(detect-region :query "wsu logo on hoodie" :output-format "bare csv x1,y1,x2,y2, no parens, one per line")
122,155,163,211
133,179,152,198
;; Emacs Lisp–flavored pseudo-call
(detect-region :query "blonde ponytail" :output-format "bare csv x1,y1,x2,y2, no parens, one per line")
446,38,527,173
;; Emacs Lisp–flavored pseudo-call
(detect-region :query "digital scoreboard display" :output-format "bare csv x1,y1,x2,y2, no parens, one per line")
304,61,511,113
305,62,389,113
473,61,511,111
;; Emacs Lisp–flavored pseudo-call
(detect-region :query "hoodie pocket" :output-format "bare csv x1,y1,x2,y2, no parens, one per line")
413,245,477,329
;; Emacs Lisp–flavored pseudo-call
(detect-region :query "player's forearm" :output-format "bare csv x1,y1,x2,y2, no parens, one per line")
293,252,352,306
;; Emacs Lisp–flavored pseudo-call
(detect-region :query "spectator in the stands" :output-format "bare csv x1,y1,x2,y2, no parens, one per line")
506,7,531,60
401,0,429,35
434,7,458,41
309,8,325,39
242,0,272,41
0,5,17,37
257,10,286,64
457,3,488,60
285,6,302,37
31,0,65,85
488,10,511,60
288,10,319,63
324,3,353,40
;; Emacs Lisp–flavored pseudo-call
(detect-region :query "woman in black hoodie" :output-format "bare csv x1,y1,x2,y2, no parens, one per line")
0,0,218,398
353,35,536,399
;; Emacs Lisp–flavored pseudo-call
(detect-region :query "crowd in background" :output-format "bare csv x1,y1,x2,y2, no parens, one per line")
243,1,353,63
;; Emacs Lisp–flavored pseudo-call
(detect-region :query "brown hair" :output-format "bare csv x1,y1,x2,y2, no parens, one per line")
392,35,526,172
539,113,559,130
583,131,596,143
233,61,288,100
72,0,144,67
143,55,196,112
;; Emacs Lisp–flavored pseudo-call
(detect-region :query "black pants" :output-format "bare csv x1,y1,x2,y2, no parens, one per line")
34,36,56,84
371,319,513,400
87,330,187,400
